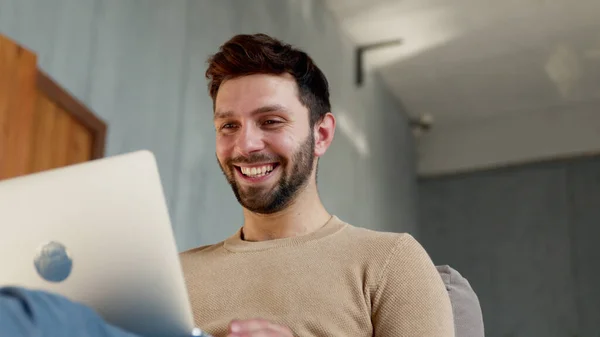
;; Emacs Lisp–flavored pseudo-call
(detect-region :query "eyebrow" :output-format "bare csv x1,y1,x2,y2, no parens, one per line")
213,104,288,121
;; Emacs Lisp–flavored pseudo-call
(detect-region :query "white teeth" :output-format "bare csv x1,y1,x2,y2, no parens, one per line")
240,164,274,177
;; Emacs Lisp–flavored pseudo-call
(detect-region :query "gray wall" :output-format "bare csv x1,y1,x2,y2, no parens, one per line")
418,155,600,337
0,0,416,250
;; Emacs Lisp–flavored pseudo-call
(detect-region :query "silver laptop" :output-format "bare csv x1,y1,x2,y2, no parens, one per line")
0,150,205,337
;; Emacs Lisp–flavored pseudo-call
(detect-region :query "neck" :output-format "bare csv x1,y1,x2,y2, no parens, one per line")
241,183,331,242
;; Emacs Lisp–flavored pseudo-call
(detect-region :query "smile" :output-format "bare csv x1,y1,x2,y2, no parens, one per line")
234,163,279,181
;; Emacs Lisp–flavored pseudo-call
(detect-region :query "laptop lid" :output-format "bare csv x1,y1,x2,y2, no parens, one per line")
0,150,196,337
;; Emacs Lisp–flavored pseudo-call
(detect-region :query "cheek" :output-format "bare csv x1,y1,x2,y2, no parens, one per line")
215,138,233,161
266,133,297,156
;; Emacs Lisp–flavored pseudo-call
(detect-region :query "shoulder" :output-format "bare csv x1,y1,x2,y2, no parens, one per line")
335,219,436,281
180,242,225,256
337,220,423,260
178,241,226,269
346,225,454,335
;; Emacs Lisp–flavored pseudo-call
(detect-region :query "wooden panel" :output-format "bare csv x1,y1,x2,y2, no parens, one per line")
29,94,58,173
0,34,37,180
67,117,93,165
0,38,11,168
0,33,104,181
37,71,106,159
51,104,72,168
29,92,94,175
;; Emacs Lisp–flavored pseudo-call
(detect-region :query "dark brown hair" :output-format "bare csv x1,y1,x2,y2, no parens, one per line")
205,33,331,126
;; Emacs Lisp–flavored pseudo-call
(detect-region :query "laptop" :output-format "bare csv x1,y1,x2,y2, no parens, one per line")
0,150,207,337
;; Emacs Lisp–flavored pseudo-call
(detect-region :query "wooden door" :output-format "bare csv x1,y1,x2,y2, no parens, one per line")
0,34,106,181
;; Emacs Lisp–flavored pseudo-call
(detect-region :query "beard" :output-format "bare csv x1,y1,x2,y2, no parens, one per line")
218,133,316,214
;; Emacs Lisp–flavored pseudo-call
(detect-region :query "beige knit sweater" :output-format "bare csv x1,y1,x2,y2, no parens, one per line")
180,216,454,337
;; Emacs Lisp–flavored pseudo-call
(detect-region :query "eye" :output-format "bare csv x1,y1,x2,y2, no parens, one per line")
262,119,282,126
218,122,239,133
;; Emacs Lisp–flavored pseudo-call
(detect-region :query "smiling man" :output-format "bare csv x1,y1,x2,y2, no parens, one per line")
179,34,454,337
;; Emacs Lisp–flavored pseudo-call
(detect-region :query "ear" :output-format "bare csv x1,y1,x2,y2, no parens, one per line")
313,113,336,158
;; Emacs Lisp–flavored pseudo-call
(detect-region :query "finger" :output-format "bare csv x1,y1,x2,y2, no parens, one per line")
229,319,293,336
227,328,293,337
227,331,279,337
229,318,269,332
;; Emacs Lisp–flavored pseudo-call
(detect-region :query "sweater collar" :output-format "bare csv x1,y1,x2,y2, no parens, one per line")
223,215,347,252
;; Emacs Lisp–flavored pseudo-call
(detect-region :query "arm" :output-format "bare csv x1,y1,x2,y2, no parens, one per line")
371,234,455,337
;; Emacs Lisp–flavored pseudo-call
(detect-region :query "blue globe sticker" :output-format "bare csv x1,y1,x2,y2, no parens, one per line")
34,241,73,283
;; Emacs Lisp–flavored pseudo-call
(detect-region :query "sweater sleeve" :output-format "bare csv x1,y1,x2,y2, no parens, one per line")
371,234,455,337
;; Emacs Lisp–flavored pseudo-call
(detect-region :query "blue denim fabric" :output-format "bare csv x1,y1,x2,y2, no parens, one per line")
0,287,141,337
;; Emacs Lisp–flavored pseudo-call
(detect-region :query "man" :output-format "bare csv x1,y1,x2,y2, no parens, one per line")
179,33,455,337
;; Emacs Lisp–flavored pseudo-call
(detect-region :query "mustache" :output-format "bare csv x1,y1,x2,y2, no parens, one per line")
226,153,283,165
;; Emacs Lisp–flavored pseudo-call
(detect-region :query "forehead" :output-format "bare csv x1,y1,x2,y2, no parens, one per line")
214,73,304,117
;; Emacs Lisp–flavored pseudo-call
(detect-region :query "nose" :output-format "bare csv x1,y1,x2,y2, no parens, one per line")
235,124,265,156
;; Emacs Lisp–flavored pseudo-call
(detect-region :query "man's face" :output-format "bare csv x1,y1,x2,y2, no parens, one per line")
214,73,316,214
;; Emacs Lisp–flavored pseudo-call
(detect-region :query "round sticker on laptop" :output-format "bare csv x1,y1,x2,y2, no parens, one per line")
34,241,73,282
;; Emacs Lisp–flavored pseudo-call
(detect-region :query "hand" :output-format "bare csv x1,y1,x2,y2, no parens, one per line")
227,318,294,337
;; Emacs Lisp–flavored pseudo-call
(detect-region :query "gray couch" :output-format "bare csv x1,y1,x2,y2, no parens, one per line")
437,265,485,337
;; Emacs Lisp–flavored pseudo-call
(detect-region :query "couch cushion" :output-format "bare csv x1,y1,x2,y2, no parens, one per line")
436,265,485,337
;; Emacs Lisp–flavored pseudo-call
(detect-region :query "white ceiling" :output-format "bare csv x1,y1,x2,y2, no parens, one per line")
325,0,600,124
